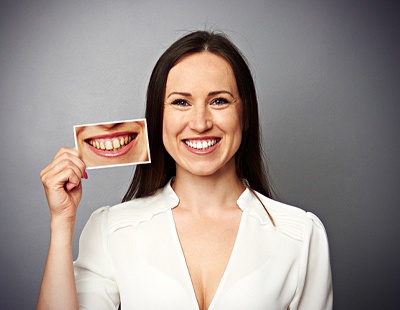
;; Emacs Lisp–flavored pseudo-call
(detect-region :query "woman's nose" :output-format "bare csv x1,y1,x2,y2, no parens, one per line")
100,123,120,130
188,106,213,132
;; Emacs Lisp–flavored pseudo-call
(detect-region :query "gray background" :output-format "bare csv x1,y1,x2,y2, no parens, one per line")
1,0,399,309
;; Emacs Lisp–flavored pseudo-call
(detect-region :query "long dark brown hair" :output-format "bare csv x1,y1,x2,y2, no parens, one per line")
122,30,273,203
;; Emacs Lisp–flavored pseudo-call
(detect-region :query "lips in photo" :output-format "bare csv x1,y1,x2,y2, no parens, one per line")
85,132,138,157
74,119,150,169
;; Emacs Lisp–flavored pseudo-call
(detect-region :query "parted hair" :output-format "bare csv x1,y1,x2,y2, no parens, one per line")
122,30,272,202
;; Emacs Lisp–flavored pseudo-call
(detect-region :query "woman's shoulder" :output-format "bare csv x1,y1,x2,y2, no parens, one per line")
87,183,179,234
240,189,327,242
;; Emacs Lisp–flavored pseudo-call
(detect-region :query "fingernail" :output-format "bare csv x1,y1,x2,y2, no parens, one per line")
83,171,88,179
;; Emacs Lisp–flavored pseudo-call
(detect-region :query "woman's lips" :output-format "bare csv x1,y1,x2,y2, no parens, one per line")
85,132,138,158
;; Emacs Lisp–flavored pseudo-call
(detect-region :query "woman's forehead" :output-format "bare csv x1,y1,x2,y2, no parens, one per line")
165,52,238,95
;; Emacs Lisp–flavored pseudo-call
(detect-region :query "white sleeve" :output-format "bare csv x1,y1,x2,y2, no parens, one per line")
291,212,333,310
73,207,120,309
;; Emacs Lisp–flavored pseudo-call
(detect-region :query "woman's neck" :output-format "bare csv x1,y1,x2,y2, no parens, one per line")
172,166,245,215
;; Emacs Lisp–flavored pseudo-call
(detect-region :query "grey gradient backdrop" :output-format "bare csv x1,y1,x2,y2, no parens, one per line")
1,0,399,309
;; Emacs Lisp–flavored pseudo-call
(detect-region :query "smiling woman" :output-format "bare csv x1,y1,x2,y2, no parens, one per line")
163,52,243,178
74,120,150,168
37,31,332,310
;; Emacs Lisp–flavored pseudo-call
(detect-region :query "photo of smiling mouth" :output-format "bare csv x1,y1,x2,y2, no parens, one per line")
85,133,138,157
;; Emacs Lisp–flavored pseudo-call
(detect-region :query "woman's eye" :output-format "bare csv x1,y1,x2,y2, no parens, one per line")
171,99,190,106
211,98,229,106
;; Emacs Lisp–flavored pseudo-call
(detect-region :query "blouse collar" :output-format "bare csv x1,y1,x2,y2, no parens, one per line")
163,178,271,225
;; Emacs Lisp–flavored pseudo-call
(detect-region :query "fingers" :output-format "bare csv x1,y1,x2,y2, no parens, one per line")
66,181,80,192
41,147,83,176
40,147,87,191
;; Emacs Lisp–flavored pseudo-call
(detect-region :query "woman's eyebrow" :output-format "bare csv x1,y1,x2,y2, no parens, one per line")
208,90,234,97
166,90,234,98
166,92,191,98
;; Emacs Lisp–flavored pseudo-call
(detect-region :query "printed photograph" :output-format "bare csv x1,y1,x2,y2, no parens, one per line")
74,119,150,169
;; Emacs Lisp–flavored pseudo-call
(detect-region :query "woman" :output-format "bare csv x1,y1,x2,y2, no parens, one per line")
38,31,332,309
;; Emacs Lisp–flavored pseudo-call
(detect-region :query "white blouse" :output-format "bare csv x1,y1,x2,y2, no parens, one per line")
74,181,332,309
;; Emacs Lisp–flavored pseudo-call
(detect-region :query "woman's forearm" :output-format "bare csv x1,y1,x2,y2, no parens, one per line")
37,218,79,310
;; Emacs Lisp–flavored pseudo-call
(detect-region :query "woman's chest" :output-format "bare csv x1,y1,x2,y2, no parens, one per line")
172,208,242,309
108,211,302,309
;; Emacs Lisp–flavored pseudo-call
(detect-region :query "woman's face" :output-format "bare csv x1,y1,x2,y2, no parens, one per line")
75,120,149,168
162,52,243,178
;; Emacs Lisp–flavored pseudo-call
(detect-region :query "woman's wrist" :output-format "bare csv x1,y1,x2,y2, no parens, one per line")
50,216,76,244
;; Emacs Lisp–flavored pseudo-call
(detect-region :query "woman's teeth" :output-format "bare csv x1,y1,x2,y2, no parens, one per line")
185,139,218,150
88,135,132,151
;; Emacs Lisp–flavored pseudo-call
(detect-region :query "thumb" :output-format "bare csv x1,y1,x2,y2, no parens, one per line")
65,181,81,192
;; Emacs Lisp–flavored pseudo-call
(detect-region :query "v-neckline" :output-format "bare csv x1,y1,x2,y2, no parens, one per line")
168,208,245,310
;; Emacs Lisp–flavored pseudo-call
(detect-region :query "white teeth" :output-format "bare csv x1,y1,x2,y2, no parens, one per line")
113,139,120,149
89,135,133,151
105,141,113,150
185,139,218,150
